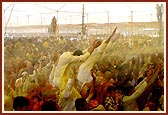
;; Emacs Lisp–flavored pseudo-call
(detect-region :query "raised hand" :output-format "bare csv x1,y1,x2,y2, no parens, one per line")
93,39,102,48
157,59,164,70
90,69,97,80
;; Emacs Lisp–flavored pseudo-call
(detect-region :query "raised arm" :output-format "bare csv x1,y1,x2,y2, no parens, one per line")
105,26,117,43
147,59,163,86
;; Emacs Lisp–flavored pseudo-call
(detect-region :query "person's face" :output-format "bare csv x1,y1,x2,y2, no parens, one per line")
31,96,39,103
34,63,40,70
109,90,116,98
159,71,164,81
96,76,104,85
147,101,157,111
115,90,122,100
109,78,115,84
147,69,153,76
157,79,162,86
148,64,154,69
98,64,105,72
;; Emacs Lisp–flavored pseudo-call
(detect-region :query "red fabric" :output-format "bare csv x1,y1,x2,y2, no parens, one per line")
25,96,34,111
32,101,43,111
89,100,99,109
98,82,114,104
56,103,62,111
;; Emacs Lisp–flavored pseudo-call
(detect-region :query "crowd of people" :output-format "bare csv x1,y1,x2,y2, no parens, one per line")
4,26,164,111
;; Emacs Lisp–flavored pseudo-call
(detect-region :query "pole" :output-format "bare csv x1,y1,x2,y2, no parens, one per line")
87,13,88,24
17,16,18,27
70,15,72,24
4,10,6,33
131,11,133,37
5,4,15,33
27,15,29,25
82,4,85,38
150,14,153,22
107,10,110,34
57,4,66,36
41,13,42,25
27,15,29,33
131,11,133,22
41,13,42,33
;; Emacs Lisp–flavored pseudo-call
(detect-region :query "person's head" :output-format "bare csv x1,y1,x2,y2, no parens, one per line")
118,63,129,74
73,49,83,56
15,78,22,88
146,97,160,111
95,76,104,86
148,62,155,70
106,85,117,97
13,96,31,111
41,100,58,111
122,85,134,96
147,69,153,77
4,95,13,111
151,85,163,99
115,89,123,100
104,70,112,80
21,71,29,80
158,70,164,81
75,98,89,111
51,51,59,63
97,62,106,73
104,70,115,84
60,36,64,40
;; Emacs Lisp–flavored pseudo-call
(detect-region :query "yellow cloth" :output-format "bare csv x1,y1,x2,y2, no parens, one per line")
42,41,49,48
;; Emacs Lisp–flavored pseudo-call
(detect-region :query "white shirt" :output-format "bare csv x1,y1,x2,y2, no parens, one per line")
77,41,107,90
52,51,90,88
58,78,81,111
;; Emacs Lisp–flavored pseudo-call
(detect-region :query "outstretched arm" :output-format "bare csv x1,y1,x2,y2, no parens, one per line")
105,26,117,43
85,69,97,103
147,59,163,85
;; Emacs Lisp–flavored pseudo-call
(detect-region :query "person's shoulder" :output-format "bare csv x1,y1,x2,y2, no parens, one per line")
16,77,22,81
61,51,72,56
143,107,150,111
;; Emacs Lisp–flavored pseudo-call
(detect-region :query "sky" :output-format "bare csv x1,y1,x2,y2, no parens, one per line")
2,2,166,27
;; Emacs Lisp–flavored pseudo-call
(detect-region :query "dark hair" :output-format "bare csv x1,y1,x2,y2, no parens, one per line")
122,85,134,96
75,98,88,111
137,77,144,85
118,63,129,71
106,85,117,93
41,100,57,111
151,85,163,98
148,97,160,111
73,49,83,56
13,96,30,111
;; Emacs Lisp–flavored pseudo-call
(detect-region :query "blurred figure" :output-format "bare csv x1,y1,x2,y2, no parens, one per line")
13,96,31,111
41,100,61,111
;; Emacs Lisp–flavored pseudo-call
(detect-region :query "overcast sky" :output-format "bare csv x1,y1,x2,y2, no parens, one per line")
2,2,166,27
